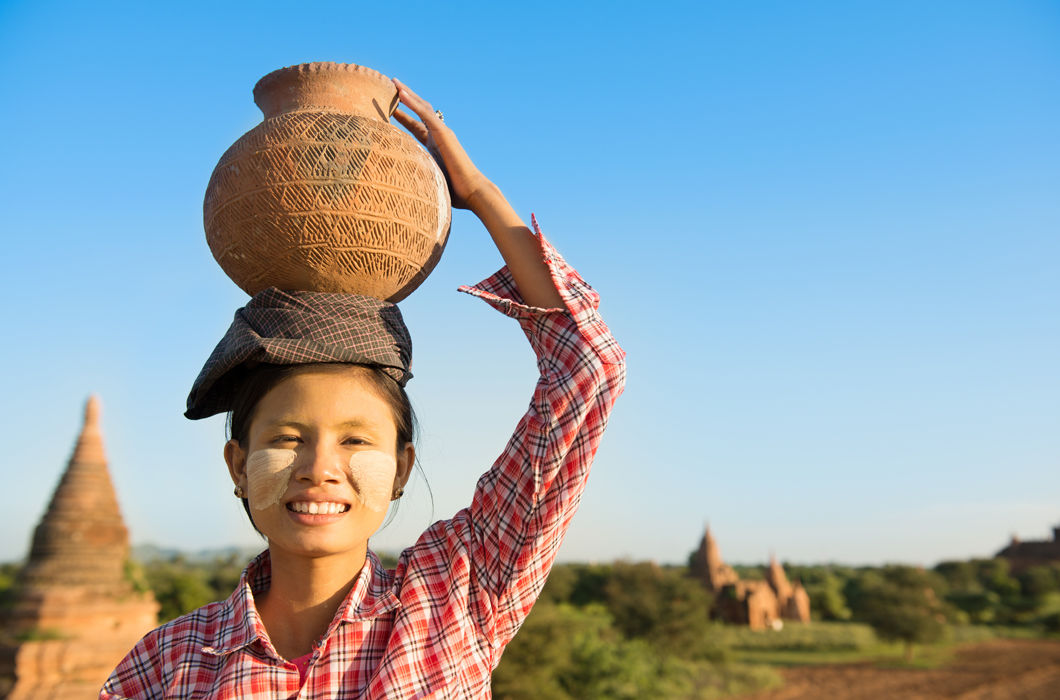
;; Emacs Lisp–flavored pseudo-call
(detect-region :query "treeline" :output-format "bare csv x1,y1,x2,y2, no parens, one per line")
124,554,247,623
2,554,1058,697
785,559,1060,631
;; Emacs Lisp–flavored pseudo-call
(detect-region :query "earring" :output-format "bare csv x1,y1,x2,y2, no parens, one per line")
392,487,404,500
234,485,246,499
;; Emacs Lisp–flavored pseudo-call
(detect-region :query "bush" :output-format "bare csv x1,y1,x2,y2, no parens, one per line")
1039,611,1060,634
853,565,949,660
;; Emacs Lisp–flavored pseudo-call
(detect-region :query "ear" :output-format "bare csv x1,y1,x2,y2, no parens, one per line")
224,439,248,493
393,442,415,492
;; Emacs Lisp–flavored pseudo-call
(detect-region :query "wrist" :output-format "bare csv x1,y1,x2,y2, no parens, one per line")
465,180,504,218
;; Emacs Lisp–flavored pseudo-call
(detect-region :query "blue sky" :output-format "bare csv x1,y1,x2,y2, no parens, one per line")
1,1,1057,566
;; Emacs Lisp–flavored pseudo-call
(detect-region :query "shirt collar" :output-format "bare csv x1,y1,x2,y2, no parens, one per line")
202,548,400,656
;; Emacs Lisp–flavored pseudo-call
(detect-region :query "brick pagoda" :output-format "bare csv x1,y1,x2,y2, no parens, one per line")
0,397,158,699
689,526,811,629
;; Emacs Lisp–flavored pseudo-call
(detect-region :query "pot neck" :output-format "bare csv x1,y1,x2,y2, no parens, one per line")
253,63,398,121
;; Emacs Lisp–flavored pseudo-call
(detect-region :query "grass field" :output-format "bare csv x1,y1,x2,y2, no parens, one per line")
715,621,1046,670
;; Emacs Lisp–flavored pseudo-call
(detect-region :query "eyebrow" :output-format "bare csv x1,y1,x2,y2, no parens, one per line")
264,419,380,431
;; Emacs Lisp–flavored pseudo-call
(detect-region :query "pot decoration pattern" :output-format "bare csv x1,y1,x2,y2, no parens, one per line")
204,62,451,301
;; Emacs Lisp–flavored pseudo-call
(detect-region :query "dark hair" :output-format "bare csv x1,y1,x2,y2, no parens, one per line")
226,362,418,533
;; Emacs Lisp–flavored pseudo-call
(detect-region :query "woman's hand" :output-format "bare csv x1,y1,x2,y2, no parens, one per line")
391,78,490,210
392,78,563,309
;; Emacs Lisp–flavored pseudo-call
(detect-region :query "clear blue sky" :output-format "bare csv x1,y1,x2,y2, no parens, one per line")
2,0,1057,566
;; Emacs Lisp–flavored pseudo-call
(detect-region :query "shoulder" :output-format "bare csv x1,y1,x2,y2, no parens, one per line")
104,601,229,695
146,599,228,652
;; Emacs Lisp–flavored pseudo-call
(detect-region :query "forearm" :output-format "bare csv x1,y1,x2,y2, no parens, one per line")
467,182,564,310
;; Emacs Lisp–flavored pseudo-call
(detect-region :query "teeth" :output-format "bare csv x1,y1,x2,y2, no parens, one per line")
290,502,347,514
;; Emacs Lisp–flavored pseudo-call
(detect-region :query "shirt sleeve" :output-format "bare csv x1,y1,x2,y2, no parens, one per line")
455,214,626,650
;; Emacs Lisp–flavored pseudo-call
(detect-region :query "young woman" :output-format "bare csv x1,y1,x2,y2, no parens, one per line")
102,79,626,698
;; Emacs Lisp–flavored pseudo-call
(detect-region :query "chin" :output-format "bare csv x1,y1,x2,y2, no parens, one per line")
267,532,368,560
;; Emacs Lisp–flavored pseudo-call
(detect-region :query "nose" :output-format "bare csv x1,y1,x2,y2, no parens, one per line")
293,442,345,485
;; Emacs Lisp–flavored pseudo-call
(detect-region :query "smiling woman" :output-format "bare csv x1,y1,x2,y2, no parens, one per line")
100,78,626,698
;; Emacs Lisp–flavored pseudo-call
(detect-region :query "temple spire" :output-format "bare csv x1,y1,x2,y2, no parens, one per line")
70,394,107,464
21,395,129,591
2,395,159,697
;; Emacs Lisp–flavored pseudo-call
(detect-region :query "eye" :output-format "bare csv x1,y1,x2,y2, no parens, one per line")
343,436,371,446
272,434,302,445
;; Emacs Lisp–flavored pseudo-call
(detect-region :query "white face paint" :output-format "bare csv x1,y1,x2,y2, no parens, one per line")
245,449,297,511
347,450,397,513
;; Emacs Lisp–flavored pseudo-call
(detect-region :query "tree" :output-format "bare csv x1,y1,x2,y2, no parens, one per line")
805,572,852,621
945,590,1001,624
854,565,948,661
144,560,217,623
973,558,1020,599
1017,564,1060,602
492,601,663,700
600,562,718,660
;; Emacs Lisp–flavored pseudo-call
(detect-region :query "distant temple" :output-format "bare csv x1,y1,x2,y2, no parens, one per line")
0,397,158,699
996,524,1060,574
689,526,811,630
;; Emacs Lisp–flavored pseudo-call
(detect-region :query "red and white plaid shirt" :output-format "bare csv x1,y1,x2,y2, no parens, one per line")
101,219,626,699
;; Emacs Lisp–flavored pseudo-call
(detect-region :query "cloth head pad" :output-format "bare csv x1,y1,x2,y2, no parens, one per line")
185,288,412,420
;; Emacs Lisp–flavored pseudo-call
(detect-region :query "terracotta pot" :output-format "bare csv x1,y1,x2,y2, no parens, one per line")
203,62,451,301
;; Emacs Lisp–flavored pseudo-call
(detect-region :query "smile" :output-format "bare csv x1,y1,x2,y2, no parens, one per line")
286,502,350,515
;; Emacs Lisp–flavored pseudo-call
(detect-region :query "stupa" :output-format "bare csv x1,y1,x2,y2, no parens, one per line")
0,397,158,699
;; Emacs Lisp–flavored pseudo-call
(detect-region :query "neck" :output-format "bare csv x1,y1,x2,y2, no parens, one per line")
256,543,368,660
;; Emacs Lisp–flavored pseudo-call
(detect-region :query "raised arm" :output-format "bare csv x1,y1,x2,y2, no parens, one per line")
392,80,626,653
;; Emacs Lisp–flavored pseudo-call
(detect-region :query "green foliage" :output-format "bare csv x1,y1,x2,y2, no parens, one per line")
945,590,1001,624
141,553,249,623
934,560,976,589
600,562,719,660
376,551,399,569
805,573,852,621
202,553,246,598
713,621,877,652
492,601,656,699
123,558,151,594
1039,610,1060,633
493,563,786,698
1017,565,1060,601
538,562,577,604
852,565,949,658
932,558,1060,626
16,627,69,642
563,563,613,607
0,562,21,610
492,599,779,700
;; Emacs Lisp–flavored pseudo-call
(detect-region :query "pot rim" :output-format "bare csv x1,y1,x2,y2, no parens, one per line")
253,62,394,103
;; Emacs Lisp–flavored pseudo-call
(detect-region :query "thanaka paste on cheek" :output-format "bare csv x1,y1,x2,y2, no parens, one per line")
246,449,297,511
347,451,397,513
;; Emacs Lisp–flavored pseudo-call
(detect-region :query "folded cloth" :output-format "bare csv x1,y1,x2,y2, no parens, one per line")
185,288,412,419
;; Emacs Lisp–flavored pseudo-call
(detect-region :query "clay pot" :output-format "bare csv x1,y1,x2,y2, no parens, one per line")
203,62,451,301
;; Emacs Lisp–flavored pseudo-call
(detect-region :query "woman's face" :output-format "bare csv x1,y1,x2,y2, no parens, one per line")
225,366,414,562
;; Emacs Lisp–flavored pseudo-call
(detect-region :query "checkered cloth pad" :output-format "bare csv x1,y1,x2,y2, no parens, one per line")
185,288,412,419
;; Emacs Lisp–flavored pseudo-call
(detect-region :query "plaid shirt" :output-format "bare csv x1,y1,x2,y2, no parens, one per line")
101,219,626,699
